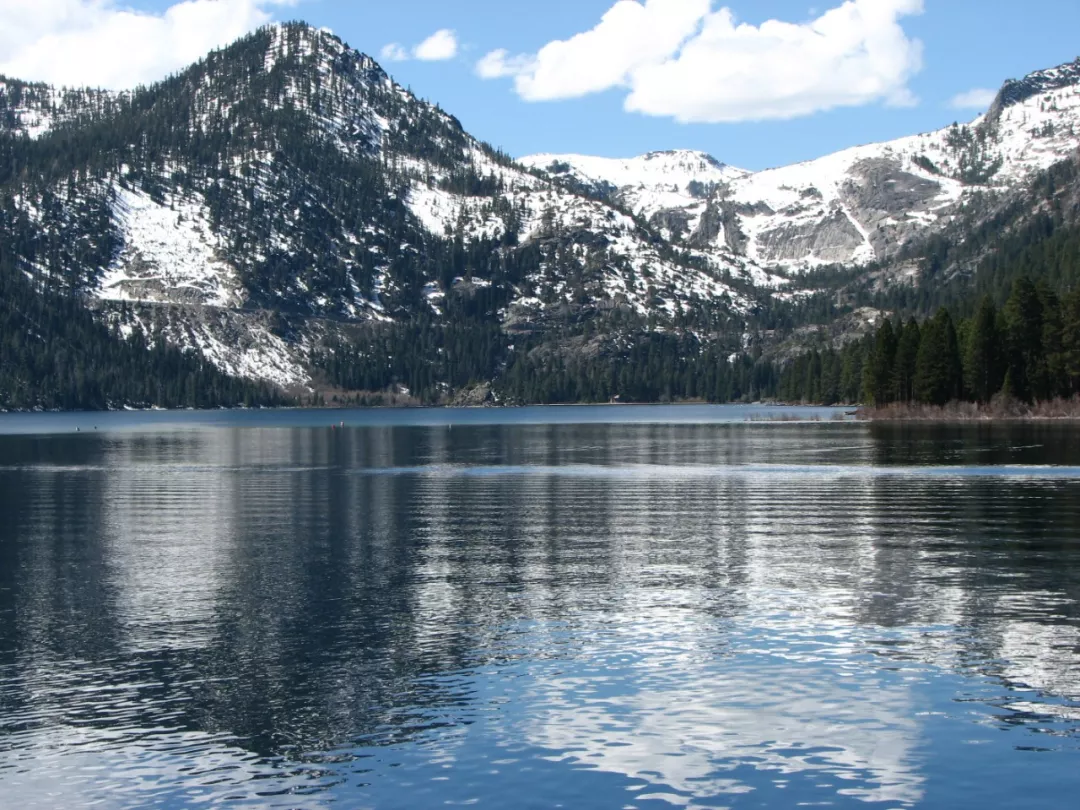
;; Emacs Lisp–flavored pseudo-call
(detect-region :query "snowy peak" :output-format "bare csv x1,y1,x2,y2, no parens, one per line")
522,149,747,192
519,150,753,251
989,56,1080,121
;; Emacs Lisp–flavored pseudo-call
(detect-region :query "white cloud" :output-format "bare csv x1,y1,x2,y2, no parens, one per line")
476,0,925,123
949,87,998,110
414,29,458,62
382,28,459,65
380,42,410,63
508,0,709,101
475,49,534,80
0,0,297,90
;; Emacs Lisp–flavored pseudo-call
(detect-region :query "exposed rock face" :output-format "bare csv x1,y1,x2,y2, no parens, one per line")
986,57,1080,125
689,201,723,249
752,209,866,265
844,159,943,215
649,209,692,242
840,158,949,259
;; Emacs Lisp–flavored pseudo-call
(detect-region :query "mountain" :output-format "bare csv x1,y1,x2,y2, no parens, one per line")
521,149,749,240
1,23,774,403
1,24,1079,407
523,59,1080,272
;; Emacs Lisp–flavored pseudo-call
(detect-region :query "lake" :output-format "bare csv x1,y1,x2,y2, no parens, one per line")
1,406,1079,809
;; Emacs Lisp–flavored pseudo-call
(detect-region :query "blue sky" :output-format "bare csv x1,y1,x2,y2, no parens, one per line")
3,1,1080,170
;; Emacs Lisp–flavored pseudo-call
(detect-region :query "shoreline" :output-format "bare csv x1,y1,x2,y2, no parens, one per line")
6,400,1080,424
0,401,845,416
857,398,1080,422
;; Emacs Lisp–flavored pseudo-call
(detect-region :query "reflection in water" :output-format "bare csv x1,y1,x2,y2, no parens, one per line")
0,421,1079,808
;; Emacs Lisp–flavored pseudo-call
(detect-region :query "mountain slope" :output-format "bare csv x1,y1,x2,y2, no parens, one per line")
523,58,1080,273
2,26,1079,405
1,23,770,395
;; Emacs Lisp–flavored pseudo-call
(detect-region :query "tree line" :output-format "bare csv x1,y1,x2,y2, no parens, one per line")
780,277,1080,408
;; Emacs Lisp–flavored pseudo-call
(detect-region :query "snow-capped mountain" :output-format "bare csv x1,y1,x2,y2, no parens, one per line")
0,23,770,390
2,24,1079,402
523,58,1080,272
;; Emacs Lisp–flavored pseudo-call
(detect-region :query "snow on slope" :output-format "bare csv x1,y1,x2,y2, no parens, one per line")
726,75,1080,269
524,150,747,192
521,150,749,239
98,186,244,308
403,147,771,315
0,80,116,140
0,81,57,139
104,303,310,389
522,59,1080,273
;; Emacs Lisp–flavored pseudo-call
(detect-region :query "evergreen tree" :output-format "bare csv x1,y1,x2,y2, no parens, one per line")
1064,287,1080,395
838,337,869,404
1003,277,1046,403
964,296,1004,403
893,318,921,403
915,308,963,405
863,318,898,406
1040,285,1067,399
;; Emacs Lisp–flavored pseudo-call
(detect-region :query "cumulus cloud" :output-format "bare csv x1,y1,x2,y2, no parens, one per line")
380,29,459,65
949,87,998,110
0,0,297,90
476,0,925,123
491,0,708,100
414,29,458,61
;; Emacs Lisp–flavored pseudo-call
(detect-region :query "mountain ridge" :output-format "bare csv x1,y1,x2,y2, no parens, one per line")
0,22,767,398
1,22,1080,406
522,56,1080,273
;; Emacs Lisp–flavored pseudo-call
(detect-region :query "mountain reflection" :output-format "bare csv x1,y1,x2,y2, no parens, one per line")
1,422,1080,808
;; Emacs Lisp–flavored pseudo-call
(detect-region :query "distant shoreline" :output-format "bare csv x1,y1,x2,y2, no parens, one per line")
857,398,1080,422
0,401,845,415
7,400,1080,424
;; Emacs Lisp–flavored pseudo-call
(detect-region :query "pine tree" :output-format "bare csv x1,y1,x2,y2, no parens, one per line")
915,308,963,406
839,338,867,404
1064,287,1080,395
893,318,921,403
863,318,898,406
964,296,1004,403
1003,277,1046,403
1040,285,1067,399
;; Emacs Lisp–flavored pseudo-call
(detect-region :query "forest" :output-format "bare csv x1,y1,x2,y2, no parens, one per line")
774,279,1080,407
0,248,285,411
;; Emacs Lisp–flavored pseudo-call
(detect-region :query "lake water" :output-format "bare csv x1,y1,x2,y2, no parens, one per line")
1,406,1079,809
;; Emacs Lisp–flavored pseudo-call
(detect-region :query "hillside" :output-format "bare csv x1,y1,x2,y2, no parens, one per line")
0,23,777,404
1,24,1080,407
523,59,1080,273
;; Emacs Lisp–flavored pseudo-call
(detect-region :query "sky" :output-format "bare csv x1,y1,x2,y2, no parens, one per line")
2,1,1080,171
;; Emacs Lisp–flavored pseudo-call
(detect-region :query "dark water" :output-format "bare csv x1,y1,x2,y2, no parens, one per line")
2,407,1080,809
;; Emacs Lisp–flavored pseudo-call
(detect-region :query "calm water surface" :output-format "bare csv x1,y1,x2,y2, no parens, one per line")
1,406,1079,809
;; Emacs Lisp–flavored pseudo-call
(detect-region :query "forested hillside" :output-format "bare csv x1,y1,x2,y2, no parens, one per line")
752,147,1080,406
0,249,283,410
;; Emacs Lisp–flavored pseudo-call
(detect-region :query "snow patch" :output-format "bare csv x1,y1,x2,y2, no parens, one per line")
99,186,243,308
